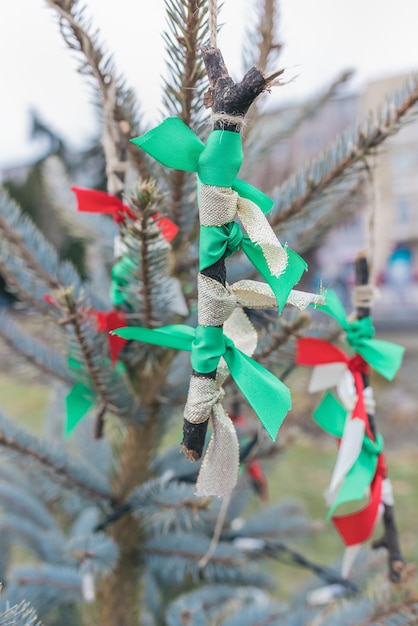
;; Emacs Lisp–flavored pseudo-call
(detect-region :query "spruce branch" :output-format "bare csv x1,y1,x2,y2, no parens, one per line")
0,601,42,626
46,0,149,189
242,0,282,139
286,177,365,254
0,188,91,314
0,409,112,502
62,289,120,412
0,309,75,385
0,259,51,317
270,75,418,228
162,0,210,241
254,311,310,363
7,564,82,616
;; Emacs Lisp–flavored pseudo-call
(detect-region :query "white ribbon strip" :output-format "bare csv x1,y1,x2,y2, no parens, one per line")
308,363,347,393
325,418,365,506
308,366,376,509
382,477,394,506
341,544,362,579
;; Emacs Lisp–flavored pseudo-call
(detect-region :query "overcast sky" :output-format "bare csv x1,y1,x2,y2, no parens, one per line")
1,0,417,167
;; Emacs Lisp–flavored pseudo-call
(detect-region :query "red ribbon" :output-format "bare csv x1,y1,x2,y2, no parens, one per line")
71,187,179,241
247,459,269,501
92,310,128,364
296,337,385,546
332,454,386,546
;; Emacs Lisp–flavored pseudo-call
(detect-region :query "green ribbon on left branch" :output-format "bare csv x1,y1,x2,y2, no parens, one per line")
112,323,291,440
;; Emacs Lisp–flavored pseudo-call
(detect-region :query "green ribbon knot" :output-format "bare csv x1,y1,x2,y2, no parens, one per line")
200,222,307,313
313,391,384,518
316,289,404,380
112,323,291,440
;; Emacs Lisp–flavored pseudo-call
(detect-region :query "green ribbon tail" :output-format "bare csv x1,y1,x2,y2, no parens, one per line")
315,288,349,328
224,345,291,440
242,240,307,313
357,338,405,380
233,179,274,214
112,324,196,352
65,382,95,436
130,117,204,172
313,391,348,438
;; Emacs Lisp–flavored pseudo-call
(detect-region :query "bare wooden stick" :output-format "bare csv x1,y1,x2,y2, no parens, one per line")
354,251,405,583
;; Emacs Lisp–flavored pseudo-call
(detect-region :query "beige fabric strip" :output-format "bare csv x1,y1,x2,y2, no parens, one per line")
195,402,240,497
197,274,236,326
236,196,288,277
199,185,238,226
352,284,376,309
231,279,325,310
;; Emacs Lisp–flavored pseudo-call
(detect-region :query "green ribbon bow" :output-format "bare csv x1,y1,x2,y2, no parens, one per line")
112,323,291,440
313,391,384,518
131,117,272,211
131,117,307,312
316,289,404,380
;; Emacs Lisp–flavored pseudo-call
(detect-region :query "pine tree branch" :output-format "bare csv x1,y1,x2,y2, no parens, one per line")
162,0,210,236
0,310,75,385
286,177,365,254
254,311,310,363
242,0,282,140
0,410,112,502
46,0,149,189
270,75,418,228
0,601,42,626
0,208,59,292
0,259,50,317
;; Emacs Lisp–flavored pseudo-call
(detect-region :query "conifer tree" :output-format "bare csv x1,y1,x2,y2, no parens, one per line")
0,1,417,625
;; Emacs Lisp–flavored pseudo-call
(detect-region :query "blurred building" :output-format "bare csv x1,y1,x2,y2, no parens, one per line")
259,73,418,324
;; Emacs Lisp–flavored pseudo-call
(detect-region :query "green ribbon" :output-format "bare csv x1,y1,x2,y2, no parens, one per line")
316,289,404,380
131,117,273,213
112,323,291,440
132,118,307,312
313,391,384,518
110,256,137,309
